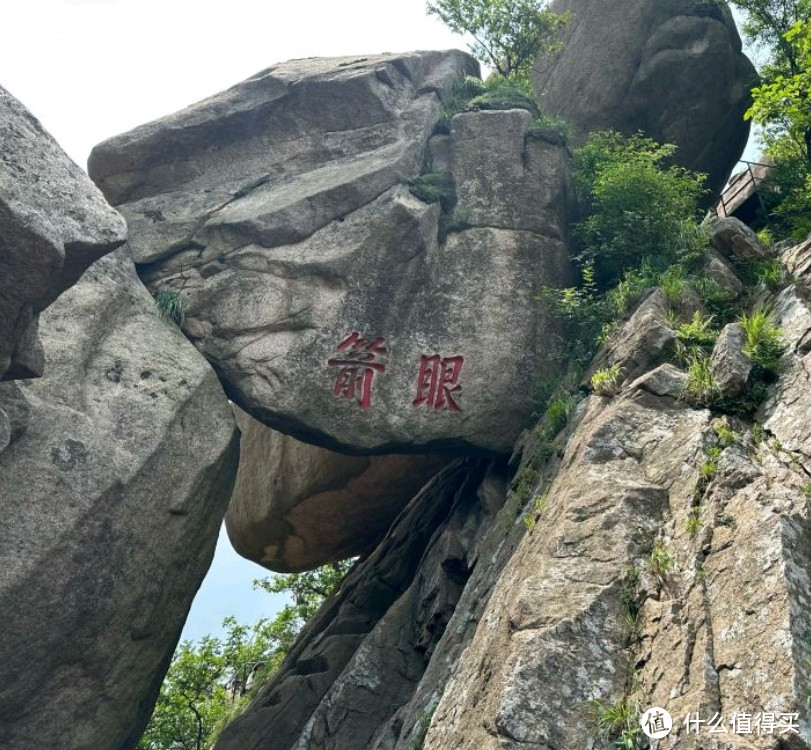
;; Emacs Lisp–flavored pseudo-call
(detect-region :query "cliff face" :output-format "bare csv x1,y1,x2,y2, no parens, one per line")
215,236,811,750
0,7,781,749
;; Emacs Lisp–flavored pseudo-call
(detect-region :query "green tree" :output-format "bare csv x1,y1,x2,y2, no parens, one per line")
731,0,811,237
137,561,353,750
574,131,707,286
426,0,570,82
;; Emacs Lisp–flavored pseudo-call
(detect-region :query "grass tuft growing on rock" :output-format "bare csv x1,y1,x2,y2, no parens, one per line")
155,289,184,327
649,539,672,581
683,352,720,407
592,697,642,749
590,365,622,397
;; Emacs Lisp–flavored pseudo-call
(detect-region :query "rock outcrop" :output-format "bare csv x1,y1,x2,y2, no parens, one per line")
216,239,811,750
226,406,447,572
533,0,757,198
0,248,239,750
0,85,126,381
88,53,574,455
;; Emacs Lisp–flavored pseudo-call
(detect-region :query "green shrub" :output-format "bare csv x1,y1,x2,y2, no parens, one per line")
408,171,456,212
545,394,576,436
675,311,718,350
754,143,811,241
574,131,707,287
684,353,720,407
620,566,642,630
155,289,184,326
590,365,622,397
659,266,687,306
713,423,739,447
740,307,785,376
649,539,672,580
701,444,722,480
734,256,785,290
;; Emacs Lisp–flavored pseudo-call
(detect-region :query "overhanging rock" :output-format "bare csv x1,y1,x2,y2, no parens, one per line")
90,52,574,455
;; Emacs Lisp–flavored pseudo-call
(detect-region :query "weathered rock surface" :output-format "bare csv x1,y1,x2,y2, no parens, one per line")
533,0,757,198
708,215,770,261
0,248,239,750
219,241,811,749
0,84,127,381
89,53,574,455
711,321,751,397
585,288,676,386
226,406,448,572
215,459,500,750
705,247,745,298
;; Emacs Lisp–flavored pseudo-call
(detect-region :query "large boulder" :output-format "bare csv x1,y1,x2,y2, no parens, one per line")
89,53,574,455
0,84,126,381
226,407,447,572
0,248,240,750
532,0,757,198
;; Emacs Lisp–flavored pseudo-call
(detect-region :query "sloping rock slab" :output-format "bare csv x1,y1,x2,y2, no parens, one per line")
89,56,573,455
0,249,239,750
226,406,448,572
0,84,126,380
215,459,497,750
533,0,757,198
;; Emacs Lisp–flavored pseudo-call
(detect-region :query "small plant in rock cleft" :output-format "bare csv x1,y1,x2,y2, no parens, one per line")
675,311,718,353
740,307,785,377
686,507,702,538
407,706,435,750
683,352,720,408
590,365,623,397
154,289,185,327
592,697,643,749
649,539,672,582
524,492,549,531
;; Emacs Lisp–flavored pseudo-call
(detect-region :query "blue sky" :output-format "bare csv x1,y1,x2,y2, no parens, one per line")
180,525,288,643
3,0,759,642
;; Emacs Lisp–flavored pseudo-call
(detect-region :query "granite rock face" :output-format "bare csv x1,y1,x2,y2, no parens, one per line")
533,0,757,198
711,321,751,397
708,215,770,261
89,53,574,455
226,406,448,572
0,249,239,750
217,240,811,750
0,84,126,380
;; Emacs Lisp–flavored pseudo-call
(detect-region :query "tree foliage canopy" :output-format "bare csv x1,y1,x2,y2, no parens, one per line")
574,132,706,286
426,0,570,81
731,0,811,237
137,561,353,750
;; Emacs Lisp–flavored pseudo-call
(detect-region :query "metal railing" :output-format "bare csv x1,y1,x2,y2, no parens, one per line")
714,159,772,218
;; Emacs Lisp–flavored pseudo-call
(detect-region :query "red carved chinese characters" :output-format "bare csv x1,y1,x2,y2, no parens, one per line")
413,355,464,412
327,332,388,410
